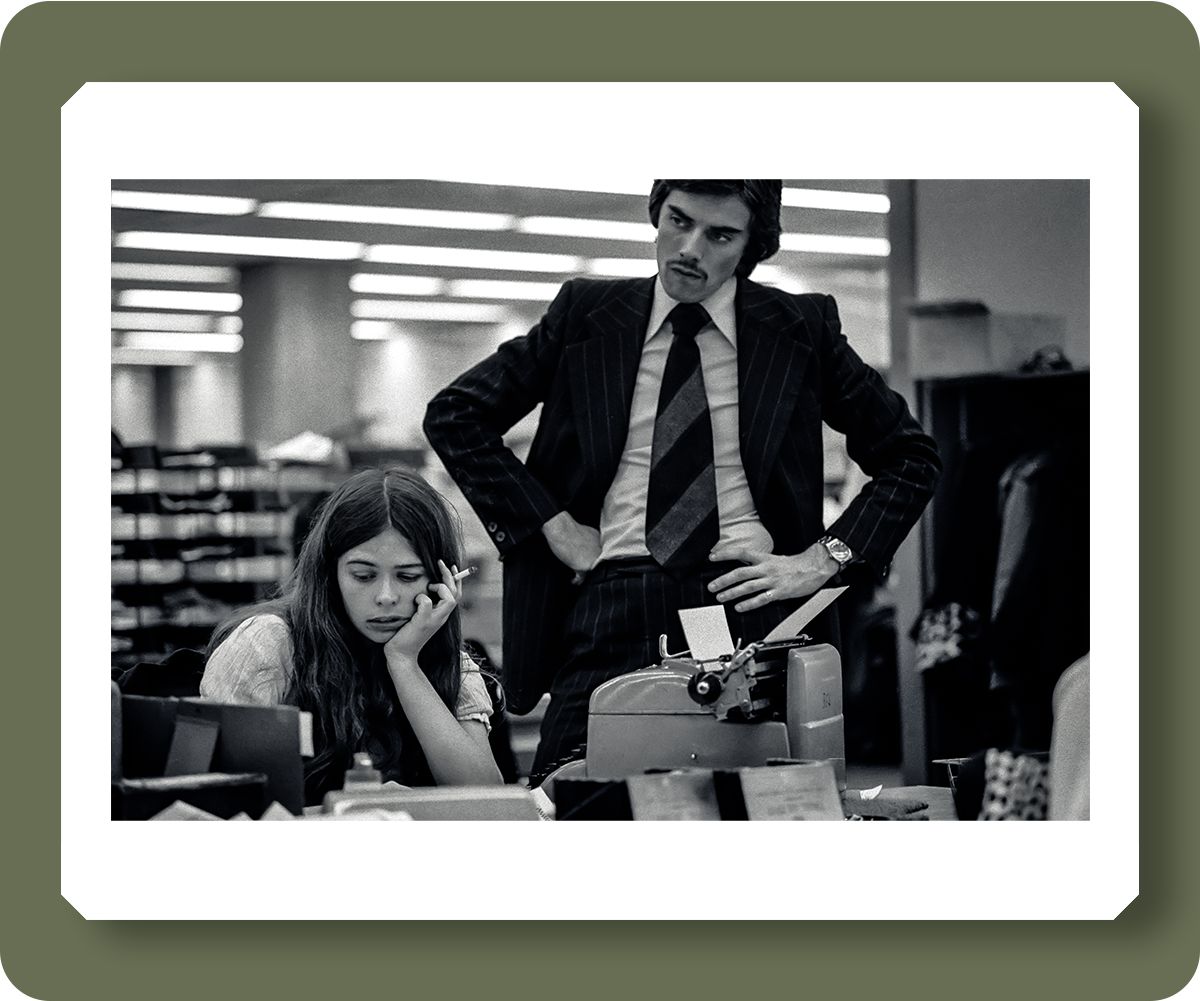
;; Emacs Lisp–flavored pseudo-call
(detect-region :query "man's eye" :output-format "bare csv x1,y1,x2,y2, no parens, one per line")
712,232,731,243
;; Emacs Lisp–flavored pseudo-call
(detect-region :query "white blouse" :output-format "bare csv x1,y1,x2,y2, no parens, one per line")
200,614,494,731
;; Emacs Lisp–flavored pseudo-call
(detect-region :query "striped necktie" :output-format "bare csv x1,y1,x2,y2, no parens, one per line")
645,302,719,571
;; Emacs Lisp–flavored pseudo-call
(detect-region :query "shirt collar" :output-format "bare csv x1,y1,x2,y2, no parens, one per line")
647,274,738,347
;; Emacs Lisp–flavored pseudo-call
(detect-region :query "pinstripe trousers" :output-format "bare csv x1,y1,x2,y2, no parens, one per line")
528,560,838,785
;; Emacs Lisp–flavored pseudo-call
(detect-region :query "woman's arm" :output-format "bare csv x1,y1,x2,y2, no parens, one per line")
383,560,503,786
385,652,503,786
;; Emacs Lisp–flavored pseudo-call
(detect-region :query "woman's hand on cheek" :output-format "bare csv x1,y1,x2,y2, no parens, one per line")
383,559,460,666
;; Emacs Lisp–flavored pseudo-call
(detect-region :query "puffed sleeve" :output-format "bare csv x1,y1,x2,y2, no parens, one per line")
455,652,495,733
200,614,294,706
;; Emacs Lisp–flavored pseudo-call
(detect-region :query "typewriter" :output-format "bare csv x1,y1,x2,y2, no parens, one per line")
555,586,848,789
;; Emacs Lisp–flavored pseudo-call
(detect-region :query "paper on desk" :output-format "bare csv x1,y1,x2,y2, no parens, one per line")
678,606,735,662
147,801,223,821
529,785,555,821
262,430,334,465
334,809,414,822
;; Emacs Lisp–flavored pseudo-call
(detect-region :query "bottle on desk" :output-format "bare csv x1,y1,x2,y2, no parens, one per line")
341,752,382,790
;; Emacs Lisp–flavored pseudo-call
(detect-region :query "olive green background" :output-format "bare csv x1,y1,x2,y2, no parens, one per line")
1,3,1195,999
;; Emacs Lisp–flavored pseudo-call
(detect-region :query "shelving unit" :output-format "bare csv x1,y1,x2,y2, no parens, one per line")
110,450,338,670
109,446,456,671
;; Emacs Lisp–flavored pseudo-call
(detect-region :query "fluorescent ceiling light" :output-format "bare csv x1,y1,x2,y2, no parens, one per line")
782,188,890,213
427,177,651,196
779,233,890,256
751,264,806,294
366,244,581,273
110,262,238,284
751,264,785,284
111,311,217,331
350,273,444,296
550,181,649,196
352,299,508,323
120,332,244,353
116,289,243,312
586,258,655,278
351,320,398,340
516,217,655,242
111,190,257,215
448,279,563,301
110,313,242,334
115,231,365,260
261,201,514,231
111,348,196,367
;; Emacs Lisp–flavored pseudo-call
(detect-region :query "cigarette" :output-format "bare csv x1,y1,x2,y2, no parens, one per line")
452,566,478,581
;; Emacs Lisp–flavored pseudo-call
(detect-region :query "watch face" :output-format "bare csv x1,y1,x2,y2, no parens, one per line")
823,537,852,564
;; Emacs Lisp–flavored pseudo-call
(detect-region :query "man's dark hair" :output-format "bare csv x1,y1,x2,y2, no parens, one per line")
648,179,783,279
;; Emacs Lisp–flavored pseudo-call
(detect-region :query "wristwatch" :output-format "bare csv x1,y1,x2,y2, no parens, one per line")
817,534,855,570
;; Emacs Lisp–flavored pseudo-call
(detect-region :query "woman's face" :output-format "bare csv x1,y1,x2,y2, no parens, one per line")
335,527,431,644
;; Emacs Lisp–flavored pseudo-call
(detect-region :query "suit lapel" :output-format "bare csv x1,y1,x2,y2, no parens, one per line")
737,281,812,501
566,278,654,494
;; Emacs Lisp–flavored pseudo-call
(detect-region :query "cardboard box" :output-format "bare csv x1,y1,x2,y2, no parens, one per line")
116,694,306,817
909,309,1065,378
112,773,268,821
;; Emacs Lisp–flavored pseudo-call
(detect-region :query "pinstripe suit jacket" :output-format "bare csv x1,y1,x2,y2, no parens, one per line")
424,276,939,713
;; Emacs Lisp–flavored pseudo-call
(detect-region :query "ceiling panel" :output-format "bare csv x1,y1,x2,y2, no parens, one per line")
109,178,893,365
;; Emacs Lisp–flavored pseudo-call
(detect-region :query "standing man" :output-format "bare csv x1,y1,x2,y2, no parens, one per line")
425,180,939,785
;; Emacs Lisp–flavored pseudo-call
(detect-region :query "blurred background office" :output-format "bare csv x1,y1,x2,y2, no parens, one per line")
109,177,1089,787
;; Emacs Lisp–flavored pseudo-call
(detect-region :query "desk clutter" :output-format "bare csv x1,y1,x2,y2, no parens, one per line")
115,697,951,821
133,765,955,822
558,761,844,821
112,687,308,820
552,764,954,821
110,613,955,821
111,688,549,822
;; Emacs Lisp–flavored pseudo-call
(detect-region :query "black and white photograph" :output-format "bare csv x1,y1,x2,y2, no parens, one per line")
65,81,1135,921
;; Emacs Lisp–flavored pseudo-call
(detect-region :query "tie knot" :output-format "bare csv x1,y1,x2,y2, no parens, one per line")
666,302,711,341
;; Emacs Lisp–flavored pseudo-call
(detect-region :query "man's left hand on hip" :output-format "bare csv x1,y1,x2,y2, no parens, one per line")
707,544,840,613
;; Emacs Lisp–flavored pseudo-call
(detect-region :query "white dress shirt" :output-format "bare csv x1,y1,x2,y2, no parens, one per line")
597,276,775,563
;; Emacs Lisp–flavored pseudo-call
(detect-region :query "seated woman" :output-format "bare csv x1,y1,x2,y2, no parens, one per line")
201,467,503,805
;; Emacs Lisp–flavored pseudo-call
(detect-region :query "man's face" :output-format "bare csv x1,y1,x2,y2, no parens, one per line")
655,189,752,303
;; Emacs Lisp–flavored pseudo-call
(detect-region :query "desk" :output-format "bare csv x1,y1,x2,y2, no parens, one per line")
847,785,958,821
147,782,959,821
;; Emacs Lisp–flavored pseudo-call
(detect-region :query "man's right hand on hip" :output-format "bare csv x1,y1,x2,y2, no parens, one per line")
542,510,602,574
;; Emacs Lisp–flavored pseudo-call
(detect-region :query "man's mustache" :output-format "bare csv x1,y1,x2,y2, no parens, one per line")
668,259,706,279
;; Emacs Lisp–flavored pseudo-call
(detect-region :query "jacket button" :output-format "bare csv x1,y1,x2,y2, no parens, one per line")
487,522,498,532
496,531,506,542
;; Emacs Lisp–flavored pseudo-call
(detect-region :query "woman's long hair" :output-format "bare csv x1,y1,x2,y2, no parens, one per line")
207,468,464,800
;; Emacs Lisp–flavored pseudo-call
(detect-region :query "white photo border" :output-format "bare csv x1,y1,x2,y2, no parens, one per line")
65,81,1137,920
